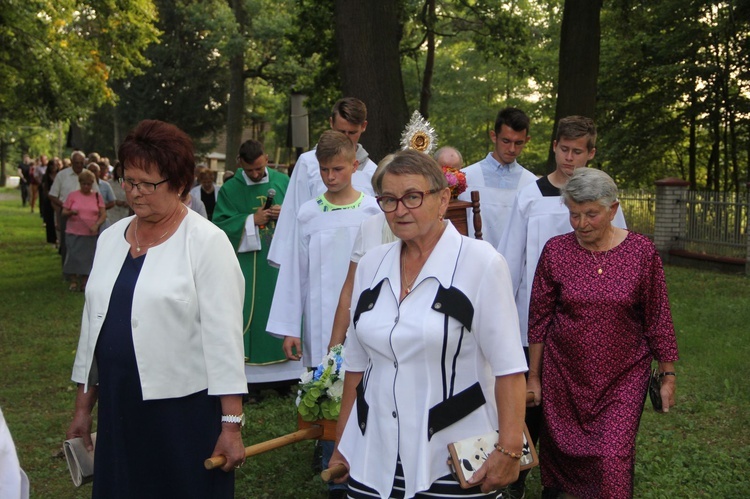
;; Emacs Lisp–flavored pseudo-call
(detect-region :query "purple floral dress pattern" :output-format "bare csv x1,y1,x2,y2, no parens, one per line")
528,231,678,498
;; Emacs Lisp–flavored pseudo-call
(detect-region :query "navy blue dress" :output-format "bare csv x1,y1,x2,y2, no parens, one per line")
92,252,234,498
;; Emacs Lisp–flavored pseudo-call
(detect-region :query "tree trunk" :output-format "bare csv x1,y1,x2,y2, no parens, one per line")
419,0,436,119
334,0,409,163
225,0,247,170
545,0,603,171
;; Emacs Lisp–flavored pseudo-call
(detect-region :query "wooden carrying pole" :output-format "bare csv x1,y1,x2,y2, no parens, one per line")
321,464,348,481
204,426,322,470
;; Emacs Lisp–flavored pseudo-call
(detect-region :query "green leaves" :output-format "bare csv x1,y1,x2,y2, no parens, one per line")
0,0,159,124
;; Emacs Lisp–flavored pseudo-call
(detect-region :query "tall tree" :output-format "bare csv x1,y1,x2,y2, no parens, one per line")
0,0,158,123
334,0,409,162
0,0,158,177
224,0,304,166
85,0,236,156
597,0,749,190
225,0,247,164
546,0,602,171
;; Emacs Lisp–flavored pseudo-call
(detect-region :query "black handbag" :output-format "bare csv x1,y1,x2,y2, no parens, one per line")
648,368,663,411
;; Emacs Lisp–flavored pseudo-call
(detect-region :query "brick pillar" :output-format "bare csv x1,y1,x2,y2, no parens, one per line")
653,177,690,262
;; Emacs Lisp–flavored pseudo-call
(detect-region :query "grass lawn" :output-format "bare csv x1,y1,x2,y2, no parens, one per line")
0,187,748,498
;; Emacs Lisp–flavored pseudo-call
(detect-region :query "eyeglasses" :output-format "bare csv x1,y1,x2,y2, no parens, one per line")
376,188,441,213
120,177,170,195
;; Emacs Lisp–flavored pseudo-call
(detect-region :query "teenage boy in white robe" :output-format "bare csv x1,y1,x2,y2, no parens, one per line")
268,97,377,269
497,115,627,499
457,107,538,247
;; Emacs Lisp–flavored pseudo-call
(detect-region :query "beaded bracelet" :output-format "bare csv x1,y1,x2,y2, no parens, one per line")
659,372,676,378
493,443,522,460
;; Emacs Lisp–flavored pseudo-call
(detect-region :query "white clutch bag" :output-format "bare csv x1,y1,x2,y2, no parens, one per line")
63,433,97,487
447,426,538,489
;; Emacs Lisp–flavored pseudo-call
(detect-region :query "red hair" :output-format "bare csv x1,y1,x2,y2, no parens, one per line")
118,120,195,195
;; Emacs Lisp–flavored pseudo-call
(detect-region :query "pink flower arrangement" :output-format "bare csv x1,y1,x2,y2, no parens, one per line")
442,166,467,199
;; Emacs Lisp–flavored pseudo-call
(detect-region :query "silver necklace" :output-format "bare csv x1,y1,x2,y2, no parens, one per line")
134,207,185,252
589,228,616,275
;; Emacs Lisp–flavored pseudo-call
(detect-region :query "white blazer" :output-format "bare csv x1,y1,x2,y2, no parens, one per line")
71,210,248,400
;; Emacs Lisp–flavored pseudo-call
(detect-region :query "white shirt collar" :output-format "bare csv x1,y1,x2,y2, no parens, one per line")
487,152,518,170
240,168,270,186
370,221,464,293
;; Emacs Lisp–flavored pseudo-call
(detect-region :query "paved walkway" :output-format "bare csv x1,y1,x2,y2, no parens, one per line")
0,190,20,202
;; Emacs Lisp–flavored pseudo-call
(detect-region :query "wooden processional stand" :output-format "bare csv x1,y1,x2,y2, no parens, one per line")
205,191,483,478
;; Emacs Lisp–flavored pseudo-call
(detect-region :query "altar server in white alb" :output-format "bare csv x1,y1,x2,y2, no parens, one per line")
329,150,527,498
267,97,377,269
266,130,380,368
497,116,627,498
457,107,538,247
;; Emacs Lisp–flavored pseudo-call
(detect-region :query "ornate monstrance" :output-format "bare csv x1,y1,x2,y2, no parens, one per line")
400,110,438,155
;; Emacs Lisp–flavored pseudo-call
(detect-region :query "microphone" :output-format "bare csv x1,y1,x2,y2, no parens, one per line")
263,189,276,210
259,189,276,230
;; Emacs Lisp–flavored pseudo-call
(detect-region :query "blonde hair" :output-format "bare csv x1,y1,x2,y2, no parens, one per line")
315,130,356,164
77,169,97,184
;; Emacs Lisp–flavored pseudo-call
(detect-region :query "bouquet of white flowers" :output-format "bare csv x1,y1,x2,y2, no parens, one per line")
296,344,345,422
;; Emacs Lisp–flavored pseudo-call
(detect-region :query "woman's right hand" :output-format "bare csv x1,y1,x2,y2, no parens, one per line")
327,447,350,484
526,375,542,407
66,412,94,451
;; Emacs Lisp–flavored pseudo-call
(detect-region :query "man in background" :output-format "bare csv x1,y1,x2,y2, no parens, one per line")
458,107,537,247
212,140,298,399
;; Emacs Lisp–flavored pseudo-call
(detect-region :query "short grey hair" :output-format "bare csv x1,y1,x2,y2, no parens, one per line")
560,168,618,208
371,153,395,195
375,149,448,193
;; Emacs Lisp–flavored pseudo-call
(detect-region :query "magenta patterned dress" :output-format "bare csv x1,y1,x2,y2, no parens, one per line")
528,231,678,498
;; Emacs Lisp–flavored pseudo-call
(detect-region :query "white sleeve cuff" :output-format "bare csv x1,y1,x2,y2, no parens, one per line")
238,216,261,253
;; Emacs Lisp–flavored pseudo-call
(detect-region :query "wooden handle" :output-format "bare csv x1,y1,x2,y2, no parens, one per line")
470,190,482,241
204,426,323,470
321,464,348,481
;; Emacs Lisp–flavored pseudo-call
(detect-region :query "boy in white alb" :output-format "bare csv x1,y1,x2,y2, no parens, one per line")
268,98,377,269
266,130,380,498
266,130,380,368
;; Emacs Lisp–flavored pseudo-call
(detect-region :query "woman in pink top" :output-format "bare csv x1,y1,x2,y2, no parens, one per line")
62,169,106,291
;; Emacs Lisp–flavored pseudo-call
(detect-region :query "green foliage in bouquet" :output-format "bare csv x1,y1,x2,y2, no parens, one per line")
297,344,345,422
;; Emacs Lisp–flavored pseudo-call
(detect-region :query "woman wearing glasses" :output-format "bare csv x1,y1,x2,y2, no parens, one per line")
66,120,247,498
329,150,527,498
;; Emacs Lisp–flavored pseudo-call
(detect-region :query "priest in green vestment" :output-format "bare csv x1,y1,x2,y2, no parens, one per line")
213,140,301,386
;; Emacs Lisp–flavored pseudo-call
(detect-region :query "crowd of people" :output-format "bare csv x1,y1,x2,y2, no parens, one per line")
6,97,678,499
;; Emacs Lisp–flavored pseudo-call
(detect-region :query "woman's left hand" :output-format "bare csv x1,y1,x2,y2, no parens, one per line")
211,426,246,472
659,375,676,413
469,448,520,493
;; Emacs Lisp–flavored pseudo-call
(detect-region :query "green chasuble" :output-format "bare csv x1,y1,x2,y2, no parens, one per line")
213,169,290,365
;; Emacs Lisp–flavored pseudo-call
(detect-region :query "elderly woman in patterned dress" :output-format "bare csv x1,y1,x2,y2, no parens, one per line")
526,168,678,499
